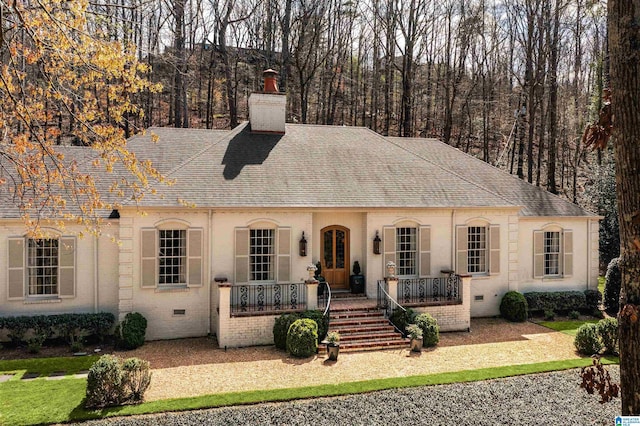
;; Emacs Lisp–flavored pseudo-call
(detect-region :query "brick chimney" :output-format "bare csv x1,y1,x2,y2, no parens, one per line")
249,69,286,134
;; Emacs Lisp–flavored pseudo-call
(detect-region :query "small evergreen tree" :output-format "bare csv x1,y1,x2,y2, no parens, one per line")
604,257,621,315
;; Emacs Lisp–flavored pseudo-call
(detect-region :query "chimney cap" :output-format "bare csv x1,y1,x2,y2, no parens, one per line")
263,69,279,76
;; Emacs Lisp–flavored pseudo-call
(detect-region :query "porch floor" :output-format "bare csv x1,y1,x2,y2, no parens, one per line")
329,294,378,310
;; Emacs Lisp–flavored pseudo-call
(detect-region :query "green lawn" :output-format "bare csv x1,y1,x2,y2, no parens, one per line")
538,320,600,336
0,355,99,377
0,356,619,426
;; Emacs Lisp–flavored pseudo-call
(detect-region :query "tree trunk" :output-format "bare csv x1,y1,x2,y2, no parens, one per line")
609,0,640,415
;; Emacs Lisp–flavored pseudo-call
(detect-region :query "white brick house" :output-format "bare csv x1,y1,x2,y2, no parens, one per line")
0,72,600,347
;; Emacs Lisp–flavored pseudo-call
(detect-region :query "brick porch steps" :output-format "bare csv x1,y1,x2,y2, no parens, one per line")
327,306,407,352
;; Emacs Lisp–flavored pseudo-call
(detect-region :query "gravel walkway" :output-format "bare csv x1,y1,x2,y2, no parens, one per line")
76,367,621,426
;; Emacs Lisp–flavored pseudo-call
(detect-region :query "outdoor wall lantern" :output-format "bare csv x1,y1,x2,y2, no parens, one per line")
373,230,381,255
299,231,307,257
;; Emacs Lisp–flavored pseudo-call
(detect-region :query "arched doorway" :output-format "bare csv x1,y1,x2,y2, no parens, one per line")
321,225,350,290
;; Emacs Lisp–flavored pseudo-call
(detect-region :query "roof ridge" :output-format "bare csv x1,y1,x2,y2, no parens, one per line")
376,132,518,209
163,123,243,177
391,136,594,216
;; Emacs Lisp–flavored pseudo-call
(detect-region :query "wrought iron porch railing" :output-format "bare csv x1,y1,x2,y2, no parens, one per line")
397,275,462,306
230,283,307,315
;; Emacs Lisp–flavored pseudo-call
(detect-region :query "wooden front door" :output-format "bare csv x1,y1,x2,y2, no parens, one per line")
321,226,350,290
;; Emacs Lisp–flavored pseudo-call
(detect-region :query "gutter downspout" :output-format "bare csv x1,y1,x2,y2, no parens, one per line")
451,209,456,271
94,234,99,313
208,209,213,335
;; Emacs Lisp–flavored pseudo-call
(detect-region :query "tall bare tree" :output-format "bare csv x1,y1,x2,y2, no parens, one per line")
608,0,640,415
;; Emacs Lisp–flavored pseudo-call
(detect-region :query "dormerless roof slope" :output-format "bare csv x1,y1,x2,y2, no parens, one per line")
0,122,595,218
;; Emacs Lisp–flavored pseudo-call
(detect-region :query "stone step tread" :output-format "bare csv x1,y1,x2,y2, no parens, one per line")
329,318,390,327
337,332,402,341
331,306,380,312
329,324,396,334
330,311,382,320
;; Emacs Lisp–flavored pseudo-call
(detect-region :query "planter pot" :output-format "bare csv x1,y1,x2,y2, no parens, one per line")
410,337,423,352
349,275,365,294
327,343,340,361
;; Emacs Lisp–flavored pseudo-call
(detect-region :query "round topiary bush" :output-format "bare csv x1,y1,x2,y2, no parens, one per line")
117,312,147,350
414,313,439,347
286,318,318,358
301,310,329,342
273,313,300,350
597,317,619,355
604,257,621,315
500,291,528,322
574,323,603,355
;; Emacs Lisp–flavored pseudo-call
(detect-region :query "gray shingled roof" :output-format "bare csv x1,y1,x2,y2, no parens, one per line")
0,122,595,218
387,137,593,216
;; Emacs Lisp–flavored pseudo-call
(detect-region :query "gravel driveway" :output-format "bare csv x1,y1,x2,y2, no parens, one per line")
77,367,621,426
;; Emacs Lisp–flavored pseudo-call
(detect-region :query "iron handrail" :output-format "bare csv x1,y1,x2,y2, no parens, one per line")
377,279,408,336
322,281,332,332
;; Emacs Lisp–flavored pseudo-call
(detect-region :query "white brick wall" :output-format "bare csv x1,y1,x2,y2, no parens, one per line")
412,275,471,332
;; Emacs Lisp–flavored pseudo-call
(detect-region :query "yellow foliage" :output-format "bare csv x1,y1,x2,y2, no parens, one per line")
0,0,163,236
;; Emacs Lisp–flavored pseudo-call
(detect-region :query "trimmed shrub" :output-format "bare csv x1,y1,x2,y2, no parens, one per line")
0,313,115,348
414,313,439,347
301,310,329,342
117,312,147,350
524,291,586,314
2,316,31,346
500,291,528,322
597,317,619,355
584,289,603,313
86,355,151,408
286,319,318,358
544,309,556,321
86,355,125,408
389,308,416,334
568,310,580,320
574,323,603,355
121,357,152,403
273,313,300,350
604,257,621,315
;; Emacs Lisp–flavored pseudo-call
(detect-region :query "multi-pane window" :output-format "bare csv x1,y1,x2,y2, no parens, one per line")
159,230,186,284
27,239,59,296
467,226,487,273
250,229,275,281
544,231,561,276
396,227,417,276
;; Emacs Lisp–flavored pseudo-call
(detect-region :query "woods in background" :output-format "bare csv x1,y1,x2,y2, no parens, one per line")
0,0,615,242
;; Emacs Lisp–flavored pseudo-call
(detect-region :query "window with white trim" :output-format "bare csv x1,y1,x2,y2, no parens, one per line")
467,226,487,274
544,231,561,276
533,228,572,279
158,230,186,285
396,227,417,276
27,238,59,296
250,229,275,281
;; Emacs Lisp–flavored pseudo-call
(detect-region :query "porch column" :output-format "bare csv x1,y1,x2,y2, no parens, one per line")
217,284,231,348
386,261,398,301
305,264,318,310
306,279,318,310
387,278,398,301
459,274,472,331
